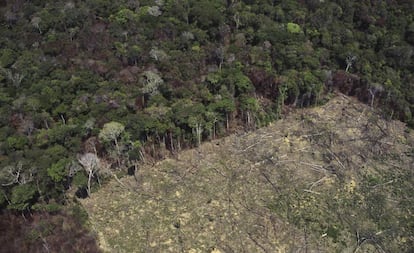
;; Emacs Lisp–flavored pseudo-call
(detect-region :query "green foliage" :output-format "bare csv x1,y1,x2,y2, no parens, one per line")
141,70,163,99
172,99,205,127
228,68,254,96
45,145,68,161
99,121,125,143
208,96,236,116
189,0,224,30
128,140,143,161
0,189,6,207
286,22,301,34
110,8,139,26
68,203,89,226
6,136,28,151
8,184,37,211
32,202,62,213
47,158,70,183
239,95,259,112
72,172,88,188
143,106,171,135
0,49,17,68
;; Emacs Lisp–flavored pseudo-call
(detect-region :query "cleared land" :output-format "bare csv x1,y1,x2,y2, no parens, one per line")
81,95,414,253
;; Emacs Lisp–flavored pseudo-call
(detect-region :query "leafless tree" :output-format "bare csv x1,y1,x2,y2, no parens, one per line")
0,67,24,88
233,13,241,29
189,116,203,146
345,55,357,72
147,5,162,16
0,162,33,186
140,70,164,105
368,83,384,107
215,46,226,70
31,16,42,34
4,10,17,26
77,153,100,196
149,48,168,62
0,164,22,186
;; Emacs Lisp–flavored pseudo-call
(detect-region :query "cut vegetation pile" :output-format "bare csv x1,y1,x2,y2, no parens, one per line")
81,95,414,253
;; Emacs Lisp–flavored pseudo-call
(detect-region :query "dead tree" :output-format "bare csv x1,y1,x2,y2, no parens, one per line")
345,55,357,73
77,153,100,196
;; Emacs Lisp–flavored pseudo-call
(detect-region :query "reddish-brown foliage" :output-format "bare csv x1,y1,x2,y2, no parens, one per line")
332,70,361,96
0,211,101,253
248,68,280,100
332,71,374,105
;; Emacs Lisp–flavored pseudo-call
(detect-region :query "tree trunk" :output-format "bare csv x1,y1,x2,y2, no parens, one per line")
247,111,251,126
369,89,375,107
114,138,121,167
345,64,351,72
170,132,174,151
226,113,229,131
139,149,145,163
195,123,202,146
213,121,216,139
87,169,93,197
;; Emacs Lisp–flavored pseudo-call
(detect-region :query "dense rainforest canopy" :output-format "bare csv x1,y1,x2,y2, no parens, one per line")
0,0,413,212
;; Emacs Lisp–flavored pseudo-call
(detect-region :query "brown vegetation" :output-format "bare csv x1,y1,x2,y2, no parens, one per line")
0,210,101,253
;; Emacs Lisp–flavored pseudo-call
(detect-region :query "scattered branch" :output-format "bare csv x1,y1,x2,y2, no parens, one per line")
299,161,328,173
240,135,278,153
326,149,346,170
309,176,328,190
303,189,321,195
260,169,279,193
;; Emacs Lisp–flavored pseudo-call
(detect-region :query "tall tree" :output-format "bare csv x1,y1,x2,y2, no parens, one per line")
77,153,99,197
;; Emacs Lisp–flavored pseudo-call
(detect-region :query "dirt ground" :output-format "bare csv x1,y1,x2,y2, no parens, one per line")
81,95,414,253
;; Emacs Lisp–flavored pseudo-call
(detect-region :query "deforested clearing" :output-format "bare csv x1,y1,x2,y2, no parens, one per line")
81,95,414,253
